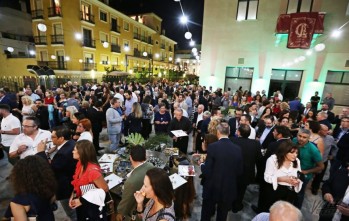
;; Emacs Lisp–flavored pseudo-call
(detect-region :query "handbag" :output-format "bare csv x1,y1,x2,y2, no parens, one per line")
79,183,115,216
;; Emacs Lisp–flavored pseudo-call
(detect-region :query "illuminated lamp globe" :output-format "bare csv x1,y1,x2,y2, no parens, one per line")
314,43,325,52
7,47,14,53
143,51,148,57
37,23,47,32
169,57,173,61
189,40,195,47
184,32,192,40
192,47,197,53
78,59,83,63
103,42,109,48
29,50,35,55
65,56,70,61
51,55,56,60
75,33,82,40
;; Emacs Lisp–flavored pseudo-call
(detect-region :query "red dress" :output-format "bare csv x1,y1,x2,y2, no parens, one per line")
44,97,55,105
71,161,102,197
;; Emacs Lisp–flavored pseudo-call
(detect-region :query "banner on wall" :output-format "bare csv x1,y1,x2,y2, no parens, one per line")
275,12,325,49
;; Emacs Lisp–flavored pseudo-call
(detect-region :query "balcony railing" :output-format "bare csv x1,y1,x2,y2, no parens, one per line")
133,33,141,40
34,36,47,45
111,44,121,53
111,65,122,71
31,9,44,19
146,37,153,45
160,44,165,49
51,34,64,44
37,61,67,70
80,11,95,24
133,49,141,57
48,7,62,17
82,62,97,71
111,25,120,33
169,46,173,51
82,39,96,48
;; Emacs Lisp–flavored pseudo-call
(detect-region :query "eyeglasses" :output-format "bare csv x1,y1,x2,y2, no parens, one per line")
22,125,35,128
342,120,349,122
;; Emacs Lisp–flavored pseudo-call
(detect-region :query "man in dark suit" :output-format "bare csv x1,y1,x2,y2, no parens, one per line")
36,126,77,220
198,90,209,111
86,100,104,154
0,89,11,107
200,122,243,221
333,108,349,137
35,99,50,130
335,117,349,163
256,115,276,150
318,103,335,124
231,124,262,212
228,108,243,138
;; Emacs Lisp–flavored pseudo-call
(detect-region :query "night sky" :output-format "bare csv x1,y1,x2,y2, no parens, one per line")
109,0,204,49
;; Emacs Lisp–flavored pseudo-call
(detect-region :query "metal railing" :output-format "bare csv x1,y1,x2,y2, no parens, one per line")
80,11,95,24
111,25,120,33
31,10,44,19
51,34,64,44
82,39,96,48
82,62,97,71
37,61,67,70
111,44,121,53
34,36,47,45
48,7,62,17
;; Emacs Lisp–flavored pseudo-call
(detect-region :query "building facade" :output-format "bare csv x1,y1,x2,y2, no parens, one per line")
29,0,176,88
200,0,349,109
0,1,37,91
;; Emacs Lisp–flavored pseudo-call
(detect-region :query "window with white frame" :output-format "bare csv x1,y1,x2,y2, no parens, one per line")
124,21,129,31
323,71,349,106
100,54,109,65
287,0,314,14
100,10,107,22
237,0,258,21
100,32,108,43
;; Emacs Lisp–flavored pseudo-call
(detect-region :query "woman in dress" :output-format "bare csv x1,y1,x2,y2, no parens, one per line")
124,102,143,136
5,155,57,220
263,140,303,209
76,118,93,142
134,168,175,221
70,140,109,221
141,96,154,140
13,95,37,120
154,103,172,135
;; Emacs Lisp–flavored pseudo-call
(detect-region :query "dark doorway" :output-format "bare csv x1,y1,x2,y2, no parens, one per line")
268,80,301,101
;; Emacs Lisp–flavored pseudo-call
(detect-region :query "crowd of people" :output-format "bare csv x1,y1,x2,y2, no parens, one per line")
0,80,348,221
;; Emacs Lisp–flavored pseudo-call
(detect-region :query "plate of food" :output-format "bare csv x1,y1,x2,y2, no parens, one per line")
164,147,179,156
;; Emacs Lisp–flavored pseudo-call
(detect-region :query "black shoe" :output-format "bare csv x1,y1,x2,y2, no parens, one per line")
251,205,260,214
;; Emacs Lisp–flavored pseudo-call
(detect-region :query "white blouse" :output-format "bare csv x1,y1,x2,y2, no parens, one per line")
264,154,303,192
77,131,93,142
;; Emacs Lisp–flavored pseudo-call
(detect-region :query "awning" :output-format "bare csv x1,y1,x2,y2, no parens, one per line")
27,65,55,76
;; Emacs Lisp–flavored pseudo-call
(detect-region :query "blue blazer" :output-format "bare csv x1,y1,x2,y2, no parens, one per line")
201,138,243,203
37,139,77,200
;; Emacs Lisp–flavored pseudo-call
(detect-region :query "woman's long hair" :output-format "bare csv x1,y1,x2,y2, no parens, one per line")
275,140,299,169
146,168,174,207
10,155,57,200
132,102,143,118
75,140,99,171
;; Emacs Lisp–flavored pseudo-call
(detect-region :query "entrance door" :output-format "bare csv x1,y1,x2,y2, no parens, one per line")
268,81,301,101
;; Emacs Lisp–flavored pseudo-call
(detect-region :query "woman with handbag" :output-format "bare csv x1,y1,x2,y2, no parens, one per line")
4,155,57,220
70,140,109,221
263,140,303,210
134,168,175,221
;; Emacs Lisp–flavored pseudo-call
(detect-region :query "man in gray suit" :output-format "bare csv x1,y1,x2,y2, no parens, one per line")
106,98,123,152
116,146,154,221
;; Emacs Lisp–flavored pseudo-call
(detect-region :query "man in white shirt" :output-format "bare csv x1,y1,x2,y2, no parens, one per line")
25,88,40,101
239,114,256,139
9,116,51,159
0,104,21,164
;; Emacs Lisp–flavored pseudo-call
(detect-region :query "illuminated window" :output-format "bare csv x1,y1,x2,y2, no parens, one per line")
237,0,259,21
287,0,314,14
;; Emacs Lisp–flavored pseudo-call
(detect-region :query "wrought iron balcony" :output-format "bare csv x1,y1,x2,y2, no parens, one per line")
133,48,141,57
111,25,120,33
51,35,64,44
80,11,95,24
82,39,96,48
133,33,141,40
31,10,44,19
82,62,97,71
34,36,47,45
48,7,62,17
111,44,121,53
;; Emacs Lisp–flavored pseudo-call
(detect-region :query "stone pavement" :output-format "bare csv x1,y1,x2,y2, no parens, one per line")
0,128,327,220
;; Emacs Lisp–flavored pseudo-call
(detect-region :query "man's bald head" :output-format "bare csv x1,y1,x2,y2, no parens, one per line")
269,201,302,221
